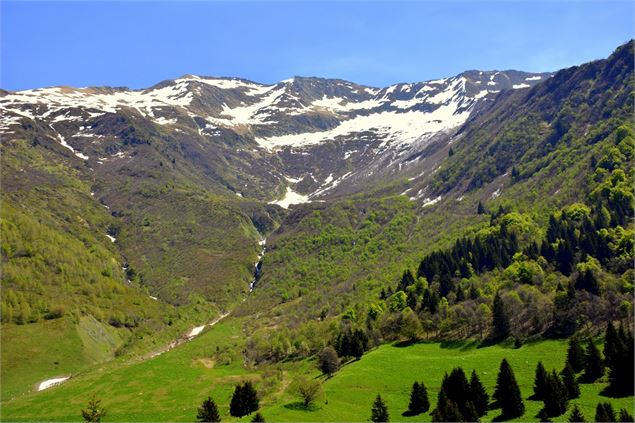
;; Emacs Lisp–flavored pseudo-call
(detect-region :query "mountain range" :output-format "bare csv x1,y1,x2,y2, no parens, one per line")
0,40,633,421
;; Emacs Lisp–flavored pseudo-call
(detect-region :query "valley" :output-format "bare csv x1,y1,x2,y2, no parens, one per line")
1,37,633,422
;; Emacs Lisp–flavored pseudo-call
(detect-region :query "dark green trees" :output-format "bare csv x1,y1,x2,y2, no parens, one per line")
81,394,107,423
407,381,429,415
618,408,634,422
561,363,580,399
229,381,259,417
371,394,389,422
196,396,221,422
432,367,487,422
541,370,568,417
318,346,340,377
568,404,585,422
492,292,510,340
493,359,524,419
595,402,616,422
470,370,489,418
583,339,604,382
335,328,369,360
566,337,586,373
250,412,265,422
604,323,635,396
533,361,548,400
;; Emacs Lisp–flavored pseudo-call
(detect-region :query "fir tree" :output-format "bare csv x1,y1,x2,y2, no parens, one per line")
477,201,487,215
432,389,463,422
618,408,634,422
443,367,478,422
583,339,604,382
568,404,585,422
603,322,618,369
371,394,389,422
595,402,616,422
492,291,510,340
470,370,489,418
561,363,580,399
606,325,635,396
229,381,259,417
196,396,221,423
533,361,549,400
250,412,265,422
81,393,107,423
407,381,429,415
542,370,568,417
566,337,586,373
494,359,524,419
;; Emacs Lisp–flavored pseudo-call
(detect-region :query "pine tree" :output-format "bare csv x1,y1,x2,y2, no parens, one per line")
441,367,479,421
533,361,549,400
493,359,524,419
583,339,604,382
477,201,487,215
371,394,389,422
407,381,429,415
542,370,568,417
566,337,586,373
568,404,585,422
606,325,634,396
604,322,618,368
230,384,244,417
618,408,634,422
470,370,489,418
595,402,616,422
230,381,259,417
251,412,265,422
196,396,221,422
561,363,580,399
81,393,107,423
432,389,463,422
492,291,510,340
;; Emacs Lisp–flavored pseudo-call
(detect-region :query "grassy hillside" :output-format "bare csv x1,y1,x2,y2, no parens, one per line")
2,316,632,422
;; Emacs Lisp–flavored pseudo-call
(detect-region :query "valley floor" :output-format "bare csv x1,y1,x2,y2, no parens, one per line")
2,317,633,422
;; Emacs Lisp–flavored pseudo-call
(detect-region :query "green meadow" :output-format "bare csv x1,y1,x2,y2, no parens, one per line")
2,317,632,422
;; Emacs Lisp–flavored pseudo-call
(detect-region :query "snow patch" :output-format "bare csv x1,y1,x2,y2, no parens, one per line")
512,83,531,89
269,187,310,208
422,196,442,207
187,325,206,339
38,377,70,391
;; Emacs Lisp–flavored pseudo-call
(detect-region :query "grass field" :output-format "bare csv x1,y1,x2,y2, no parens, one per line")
260,341,634,422
0,316,124,402
2,318,633,422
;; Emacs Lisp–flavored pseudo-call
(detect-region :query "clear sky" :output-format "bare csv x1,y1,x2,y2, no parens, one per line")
1,1,633,90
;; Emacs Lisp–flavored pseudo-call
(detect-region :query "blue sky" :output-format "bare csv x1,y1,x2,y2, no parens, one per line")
1,1,633,90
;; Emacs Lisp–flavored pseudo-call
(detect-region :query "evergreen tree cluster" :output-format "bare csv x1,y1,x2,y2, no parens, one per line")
416,222,520,294
335,327,369,360
604,322,635,396
594,402,634,422
432,367,489,422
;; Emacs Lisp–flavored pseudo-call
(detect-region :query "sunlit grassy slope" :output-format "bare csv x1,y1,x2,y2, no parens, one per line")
2,317,632,422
